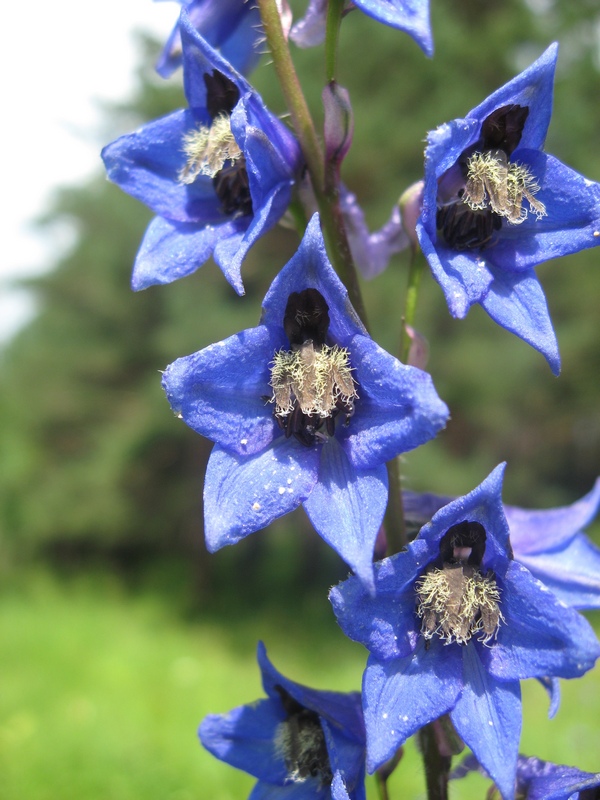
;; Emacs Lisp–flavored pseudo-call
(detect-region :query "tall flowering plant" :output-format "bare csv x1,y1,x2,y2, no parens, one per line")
103,2,600,798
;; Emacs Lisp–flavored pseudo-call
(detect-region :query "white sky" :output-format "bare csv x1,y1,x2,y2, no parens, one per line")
1,0,178,343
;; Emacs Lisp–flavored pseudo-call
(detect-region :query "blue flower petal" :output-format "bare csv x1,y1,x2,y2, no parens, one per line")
199,699,288,784
323,723,366,800
485,561,600,680
330,546,428,661
467,44,557,151
417,225,495,318
415,463,510,567
131,215,245,292
480,267,560,374
536,676,561,719
488,152,600,270
162,325,286,456
257,643,365,743
362,643,463,772
340,335,449,470
352,0,433,57
249,779,329,799
303,438,387,586
517,756,600,800
505,477,600,554
204,439,320,551
101,110,219,224
518,534,600,610
213,179,295,296
261,215,367,344
451,643,521,800
330,770,353,800
180,9,254,108
156,0,263,79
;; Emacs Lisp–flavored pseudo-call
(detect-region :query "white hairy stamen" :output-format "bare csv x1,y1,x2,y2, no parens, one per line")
178,114,242,184
463,150,547,225
270,342,357,419
416,563,503,645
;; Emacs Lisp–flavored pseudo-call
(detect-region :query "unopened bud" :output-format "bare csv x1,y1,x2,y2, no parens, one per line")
399,180,424,250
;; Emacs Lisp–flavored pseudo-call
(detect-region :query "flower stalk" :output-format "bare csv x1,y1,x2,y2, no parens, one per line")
325,0,345,82
400,246,426,364
417,722,451,800
257,0,369,327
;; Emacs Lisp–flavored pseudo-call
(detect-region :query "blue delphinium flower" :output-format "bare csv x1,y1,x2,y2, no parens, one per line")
102,10,300,295
403,477,600,609
155,0,263,78
416,43,600,374
162,214,448,584
291,0,433,58
453,753,600,800
330,464,600,800
199,642,367,800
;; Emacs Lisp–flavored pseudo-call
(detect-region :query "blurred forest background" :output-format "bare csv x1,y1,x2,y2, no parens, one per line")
1,1,599,798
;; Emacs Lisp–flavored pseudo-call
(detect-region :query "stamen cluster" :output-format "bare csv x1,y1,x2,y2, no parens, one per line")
274,687,333,786
178,114,242,183
270,342,357,420
463,150,547,224
416,561,503,645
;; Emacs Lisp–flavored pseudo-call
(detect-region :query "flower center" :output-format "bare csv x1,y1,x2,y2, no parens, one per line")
268,289,358,447
415,521,503,645
178,115,243,183
178,69,252,218
462,150,547,224
274,686,333,786
437,104,546,250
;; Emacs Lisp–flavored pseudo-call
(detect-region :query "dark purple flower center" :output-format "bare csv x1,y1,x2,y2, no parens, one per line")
436,104,546,250
204,70,253,218
274,686,333,786
416,521,503,645
268,289,358,447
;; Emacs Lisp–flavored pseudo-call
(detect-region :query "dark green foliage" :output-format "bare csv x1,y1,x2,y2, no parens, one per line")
1,4,599,594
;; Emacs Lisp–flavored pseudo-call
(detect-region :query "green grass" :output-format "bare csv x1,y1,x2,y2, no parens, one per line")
0,567,598,799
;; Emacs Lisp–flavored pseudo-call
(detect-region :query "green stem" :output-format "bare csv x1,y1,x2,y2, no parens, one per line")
399,246,425,364
257,0,368,328
384,458,406,555
257,0,324,190
325,0,345,82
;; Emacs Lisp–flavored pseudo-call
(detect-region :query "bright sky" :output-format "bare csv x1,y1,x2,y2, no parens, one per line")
1,0,177,343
